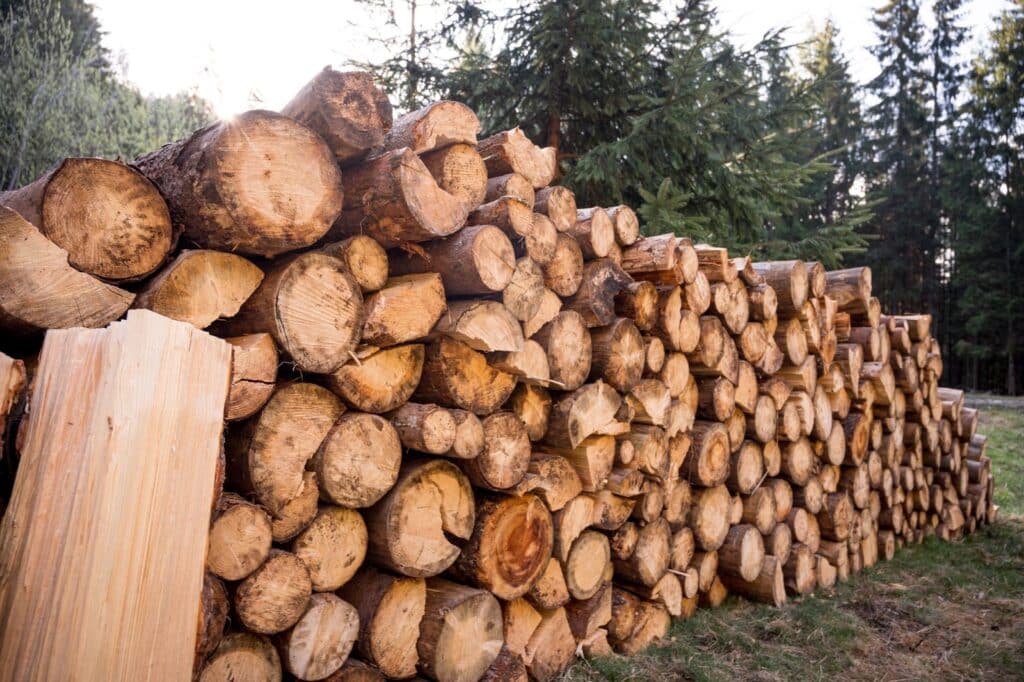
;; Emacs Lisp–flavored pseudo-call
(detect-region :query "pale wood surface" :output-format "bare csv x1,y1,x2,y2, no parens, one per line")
0,310,231,681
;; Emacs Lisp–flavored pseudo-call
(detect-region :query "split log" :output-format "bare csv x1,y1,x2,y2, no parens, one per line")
362,274,446,347
226,383,344,514
217,252,363,373
413,337,517,414
563,259,632,327
508,384,553,442
524,607,576,681
615,281,659,332
544,381,622,449
0,205,134,334
325,343,424,414
3,157,173,280
280,67,392,164
523,288,563,338
275,593,359,681
136,110,343,256
433,299,523,353
331,148,468,246
477,127,557,188
388,224,516,296
225,334,278,421
338,568,426,679
291,505,368,591
512,453,583,511
418,579,504,682
528,557,572,610
364,458,475,577
271,472,320,543
235,550,314,635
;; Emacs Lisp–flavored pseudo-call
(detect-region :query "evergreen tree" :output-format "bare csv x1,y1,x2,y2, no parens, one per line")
0,0,213,189
947,5,1024,394
861,0,931,313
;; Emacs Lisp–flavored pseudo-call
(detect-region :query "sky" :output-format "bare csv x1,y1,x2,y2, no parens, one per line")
92,0,1012,118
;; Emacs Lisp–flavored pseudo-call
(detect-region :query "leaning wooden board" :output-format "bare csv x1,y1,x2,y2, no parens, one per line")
0,310,231,681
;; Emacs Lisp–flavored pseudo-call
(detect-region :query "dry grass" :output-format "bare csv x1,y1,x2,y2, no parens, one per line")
562,403,1024,681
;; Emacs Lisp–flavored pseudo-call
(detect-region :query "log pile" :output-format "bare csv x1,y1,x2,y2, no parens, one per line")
0,68,999,682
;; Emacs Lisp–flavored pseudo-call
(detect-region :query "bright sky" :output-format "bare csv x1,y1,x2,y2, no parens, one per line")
93,0,1012,118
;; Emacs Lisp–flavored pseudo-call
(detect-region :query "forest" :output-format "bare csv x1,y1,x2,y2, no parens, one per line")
1,0,1022,394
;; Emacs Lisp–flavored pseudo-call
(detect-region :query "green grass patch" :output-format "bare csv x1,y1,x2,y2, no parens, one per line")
562,400,1024,681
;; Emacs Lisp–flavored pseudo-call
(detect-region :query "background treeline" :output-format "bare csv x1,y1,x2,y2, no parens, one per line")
2,0,1022,394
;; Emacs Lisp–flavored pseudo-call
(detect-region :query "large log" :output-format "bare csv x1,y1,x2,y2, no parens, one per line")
331,148,469,246
0,205,134,334
217,252,363,373
280,67,393,164
136,110,343,256
1,157,172,279
0,311,231,681
226,382,344,514
364,458,475,577
451,493,554,599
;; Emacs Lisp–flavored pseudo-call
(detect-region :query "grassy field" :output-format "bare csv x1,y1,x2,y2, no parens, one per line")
564,402,1024,681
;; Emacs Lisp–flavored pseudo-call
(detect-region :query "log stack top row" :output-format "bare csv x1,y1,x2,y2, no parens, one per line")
0,67,997,682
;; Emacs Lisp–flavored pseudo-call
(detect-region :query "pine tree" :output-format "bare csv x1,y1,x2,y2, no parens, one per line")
947,5,1024,394
861,0,932,313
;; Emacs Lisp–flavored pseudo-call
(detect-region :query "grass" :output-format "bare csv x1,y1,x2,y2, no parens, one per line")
563,402,1024,681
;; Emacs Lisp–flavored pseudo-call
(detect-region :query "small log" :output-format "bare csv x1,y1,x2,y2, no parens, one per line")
461,412,532,491
689,485,732,551
361,274,446,347
720,555,786,606
563,259,632,328
503,257,548,321
477,127,556,188
508,383,553,442
388,224,516,296
542,233,585,297
570,207,616,259
565,530,612,600
534,186,577,232
389,402,457,454
606,205,640,246
485,173,536,205
271,472,320,543
235,550,314,635
433,299,523,353
199,632,281,682
524,607,577,681
717,523,766,581
528,557,572,610
195,573,229,672
533,311,593,391
320,235,389,293
207,493,273,581
512,453,583,512
291,505,367,592
382,100,480,154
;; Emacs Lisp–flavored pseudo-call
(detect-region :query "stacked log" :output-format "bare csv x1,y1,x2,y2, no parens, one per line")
0,68,999,682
